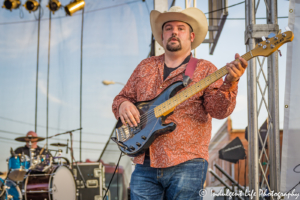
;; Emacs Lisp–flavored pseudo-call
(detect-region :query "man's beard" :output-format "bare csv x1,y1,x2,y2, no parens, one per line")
166,37,182,52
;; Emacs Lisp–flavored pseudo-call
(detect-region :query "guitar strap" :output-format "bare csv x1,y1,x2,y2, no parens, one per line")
183,56,198,87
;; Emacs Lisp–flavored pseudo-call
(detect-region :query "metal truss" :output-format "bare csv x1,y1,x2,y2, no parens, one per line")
245,0,280,199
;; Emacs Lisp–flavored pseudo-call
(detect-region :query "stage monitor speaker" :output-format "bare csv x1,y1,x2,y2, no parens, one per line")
219,137,246,163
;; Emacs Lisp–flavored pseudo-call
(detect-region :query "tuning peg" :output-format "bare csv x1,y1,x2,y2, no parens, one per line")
267,33,276,38
285,26,291,31
278,49,282,57
262,36,266,41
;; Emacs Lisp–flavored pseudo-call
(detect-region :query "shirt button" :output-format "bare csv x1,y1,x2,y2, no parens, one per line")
224,83,226,85
160,86,163,88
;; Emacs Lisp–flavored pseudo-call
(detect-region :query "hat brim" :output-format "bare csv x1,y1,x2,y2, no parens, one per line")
150,7,208,50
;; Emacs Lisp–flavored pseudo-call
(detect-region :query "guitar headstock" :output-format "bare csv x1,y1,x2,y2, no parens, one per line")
251,31,294,57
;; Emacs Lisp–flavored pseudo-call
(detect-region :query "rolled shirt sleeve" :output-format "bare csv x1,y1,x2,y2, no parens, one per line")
203,63,238,119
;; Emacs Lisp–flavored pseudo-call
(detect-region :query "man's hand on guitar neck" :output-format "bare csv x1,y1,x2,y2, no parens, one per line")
119,101,140,127
225,53,248,83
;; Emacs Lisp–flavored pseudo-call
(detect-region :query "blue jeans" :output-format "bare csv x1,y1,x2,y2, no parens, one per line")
130,156,208,200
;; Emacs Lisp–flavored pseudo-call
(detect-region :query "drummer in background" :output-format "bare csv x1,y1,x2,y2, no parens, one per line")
14,131,51,157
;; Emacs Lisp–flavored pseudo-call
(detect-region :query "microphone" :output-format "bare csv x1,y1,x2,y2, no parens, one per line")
66,139,69,154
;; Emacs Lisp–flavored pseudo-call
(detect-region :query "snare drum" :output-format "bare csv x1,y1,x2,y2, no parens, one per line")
24,165,76,200
8,155,30,182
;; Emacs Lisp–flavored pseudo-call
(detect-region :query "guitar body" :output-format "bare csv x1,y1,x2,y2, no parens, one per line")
112,81,184,157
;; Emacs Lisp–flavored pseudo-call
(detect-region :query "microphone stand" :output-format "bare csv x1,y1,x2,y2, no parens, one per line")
46,128,82,139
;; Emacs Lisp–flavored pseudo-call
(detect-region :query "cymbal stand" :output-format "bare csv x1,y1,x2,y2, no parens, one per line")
70,132,74,169
28,141,32,167
57,149,63,165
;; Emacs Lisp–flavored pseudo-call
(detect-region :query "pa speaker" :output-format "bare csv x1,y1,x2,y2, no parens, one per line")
219,137,246,163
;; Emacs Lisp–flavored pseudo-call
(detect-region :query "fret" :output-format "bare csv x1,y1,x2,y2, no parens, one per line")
173,96,178,104
168,100,173,108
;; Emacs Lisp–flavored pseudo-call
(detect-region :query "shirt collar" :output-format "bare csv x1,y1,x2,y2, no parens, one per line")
160,53,192,82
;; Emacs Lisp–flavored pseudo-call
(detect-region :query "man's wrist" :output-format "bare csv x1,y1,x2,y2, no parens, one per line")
225,75,240,83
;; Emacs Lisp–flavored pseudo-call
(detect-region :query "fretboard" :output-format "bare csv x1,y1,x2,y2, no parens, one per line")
154,52,253,117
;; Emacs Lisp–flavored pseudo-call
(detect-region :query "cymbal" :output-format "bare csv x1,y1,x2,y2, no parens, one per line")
15,136,45,142
50,143,67,147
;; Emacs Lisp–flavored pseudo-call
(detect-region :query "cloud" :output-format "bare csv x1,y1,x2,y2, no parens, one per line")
38,79,64,104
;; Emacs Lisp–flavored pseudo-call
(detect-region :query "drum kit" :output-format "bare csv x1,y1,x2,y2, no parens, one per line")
0,134,79,200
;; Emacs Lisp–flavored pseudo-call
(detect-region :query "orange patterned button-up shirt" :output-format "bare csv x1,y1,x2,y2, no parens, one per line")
112,54,238,168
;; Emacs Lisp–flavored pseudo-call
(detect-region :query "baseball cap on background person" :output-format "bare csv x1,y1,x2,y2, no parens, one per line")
150,6,208,50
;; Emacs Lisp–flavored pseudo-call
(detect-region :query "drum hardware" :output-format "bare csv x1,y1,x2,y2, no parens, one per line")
56,149,63,165
42,156,53,172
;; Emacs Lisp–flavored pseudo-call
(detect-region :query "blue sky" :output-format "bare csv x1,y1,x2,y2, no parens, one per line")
0,0,290,172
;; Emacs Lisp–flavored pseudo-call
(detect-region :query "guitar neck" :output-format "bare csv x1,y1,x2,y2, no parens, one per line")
154,52,253,117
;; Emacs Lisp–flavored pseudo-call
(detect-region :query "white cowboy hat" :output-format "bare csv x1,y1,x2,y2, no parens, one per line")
150,6,208,50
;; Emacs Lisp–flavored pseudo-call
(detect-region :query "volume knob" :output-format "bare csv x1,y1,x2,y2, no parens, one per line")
141,136,147,140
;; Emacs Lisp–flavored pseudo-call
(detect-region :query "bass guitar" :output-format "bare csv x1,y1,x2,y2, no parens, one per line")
111,30,294,157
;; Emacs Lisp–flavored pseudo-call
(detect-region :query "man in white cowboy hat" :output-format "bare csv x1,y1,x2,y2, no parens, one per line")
112,6,248,200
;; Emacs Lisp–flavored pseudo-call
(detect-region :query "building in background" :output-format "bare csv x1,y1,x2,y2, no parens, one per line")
206,117,283,188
